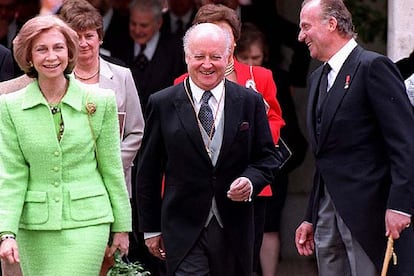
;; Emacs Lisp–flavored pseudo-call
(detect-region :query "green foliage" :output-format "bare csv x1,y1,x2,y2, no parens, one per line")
107,251,151,276
346,0,387,43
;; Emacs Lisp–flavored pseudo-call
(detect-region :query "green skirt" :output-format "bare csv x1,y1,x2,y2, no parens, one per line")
18,224,110,276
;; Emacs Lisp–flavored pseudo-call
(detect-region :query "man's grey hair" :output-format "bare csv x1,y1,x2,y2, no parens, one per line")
183,23,232,59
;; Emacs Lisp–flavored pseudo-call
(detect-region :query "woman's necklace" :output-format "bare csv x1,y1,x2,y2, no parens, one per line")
39,78,68,105
74,68,99,81
183,78,224,158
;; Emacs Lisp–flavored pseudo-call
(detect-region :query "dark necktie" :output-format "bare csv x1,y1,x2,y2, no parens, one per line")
198,90,215,136
134,44,148,71
175,18,184,37
317,63,332,109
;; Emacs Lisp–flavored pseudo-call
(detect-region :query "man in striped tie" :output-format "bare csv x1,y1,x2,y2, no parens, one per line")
136,22,278,276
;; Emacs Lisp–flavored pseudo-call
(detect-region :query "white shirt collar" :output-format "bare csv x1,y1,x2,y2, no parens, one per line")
133,32,160,60
327,38,358,74
189,78,225,105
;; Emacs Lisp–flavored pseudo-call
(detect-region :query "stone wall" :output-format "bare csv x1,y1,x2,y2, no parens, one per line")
388,0,414,62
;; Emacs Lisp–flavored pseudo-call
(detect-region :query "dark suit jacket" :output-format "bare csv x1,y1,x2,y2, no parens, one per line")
118,33,186,114
396,50,414,80
305,45,414,270
101,9,130,59
160,8,197,38
0,44,14,81
239,3,310,87
136,80,277,275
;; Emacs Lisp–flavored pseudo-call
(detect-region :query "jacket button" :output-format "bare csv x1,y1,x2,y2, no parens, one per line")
53,167,59,172
53,182,59,187
54,151,60,156
54,197,60,202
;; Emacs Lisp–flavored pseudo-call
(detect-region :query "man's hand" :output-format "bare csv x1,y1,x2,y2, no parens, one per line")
295,222,315,256
227,177,252,202
385,209,411,239
145,235,166,260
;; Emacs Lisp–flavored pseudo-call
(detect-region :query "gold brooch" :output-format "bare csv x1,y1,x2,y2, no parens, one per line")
86,102,97,115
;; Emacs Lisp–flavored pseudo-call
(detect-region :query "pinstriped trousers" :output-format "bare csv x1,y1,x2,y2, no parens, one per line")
314,186,378,276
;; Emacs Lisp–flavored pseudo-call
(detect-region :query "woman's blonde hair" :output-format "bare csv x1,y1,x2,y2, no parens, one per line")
13,15,79,78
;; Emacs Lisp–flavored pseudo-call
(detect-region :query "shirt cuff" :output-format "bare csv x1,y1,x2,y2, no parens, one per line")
144,232,161,240
389,209,412,217
245,178,253,202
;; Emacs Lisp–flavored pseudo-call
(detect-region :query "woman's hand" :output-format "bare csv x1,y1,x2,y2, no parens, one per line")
0,238,20,264
108,232,129,257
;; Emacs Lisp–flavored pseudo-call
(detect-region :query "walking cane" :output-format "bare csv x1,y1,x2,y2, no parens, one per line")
381,236,397,276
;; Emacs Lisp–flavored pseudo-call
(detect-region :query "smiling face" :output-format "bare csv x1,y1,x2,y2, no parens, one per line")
298,0,332,62
31,28,68,80
129,8,162,46
185,24,230,91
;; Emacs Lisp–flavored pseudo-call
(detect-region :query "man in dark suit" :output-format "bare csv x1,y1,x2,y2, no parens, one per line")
87,0,131,58
117,0,186,114
295,1,414,275
160,0,197,38
136,22,277,276
0,44,13,81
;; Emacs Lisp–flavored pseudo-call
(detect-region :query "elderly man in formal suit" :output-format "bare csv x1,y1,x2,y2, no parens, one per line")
136,22,277,276
295,1,414,275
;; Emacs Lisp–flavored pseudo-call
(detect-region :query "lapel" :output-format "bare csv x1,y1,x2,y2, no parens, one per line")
21,76,83,113
306,66,322,150
98,58,115,90
173,80,243,167
126,40,137,67
21,76,85,145
174,79,212,165
161,12,172,34
215,80,242,168
316,46,363,152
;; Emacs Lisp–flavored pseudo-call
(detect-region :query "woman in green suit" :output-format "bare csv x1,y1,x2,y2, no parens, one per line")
0,15,131,275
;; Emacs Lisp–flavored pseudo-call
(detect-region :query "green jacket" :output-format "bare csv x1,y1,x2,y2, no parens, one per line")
0,76,131,234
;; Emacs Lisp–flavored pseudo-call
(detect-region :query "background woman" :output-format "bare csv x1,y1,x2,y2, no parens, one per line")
58,0,144,198
0,15,131,275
